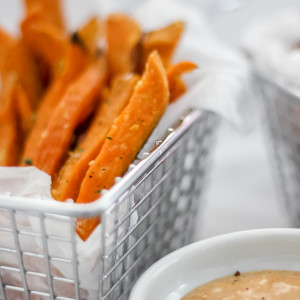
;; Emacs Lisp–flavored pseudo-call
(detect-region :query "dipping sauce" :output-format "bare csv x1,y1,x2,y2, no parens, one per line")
182,270,300,300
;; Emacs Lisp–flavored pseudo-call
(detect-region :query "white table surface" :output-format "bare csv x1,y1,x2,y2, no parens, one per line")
195,121,291,240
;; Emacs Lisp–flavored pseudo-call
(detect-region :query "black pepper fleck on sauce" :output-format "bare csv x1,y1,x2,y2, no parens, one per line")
234,270,241,277
89,175,93,178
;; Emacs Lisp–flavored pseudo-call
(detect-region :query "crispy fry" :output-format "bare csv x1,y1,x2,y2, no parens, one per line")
106,13,141,80
167,61,197,102
25,0,65,30
21,13,69,77
0,27,13,47
0,28,15,71
76,16,102,56
0,75,19,166
15,83,34,137
139,21,184,72
34,57,107,176
3,40,43,109
52,74,139,201
21,43,87,166
76,51,169,241
0,26,43,109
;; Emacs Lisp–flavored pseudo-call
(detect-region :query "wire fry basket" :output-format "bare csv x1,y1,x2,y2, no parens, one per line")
256,72,300,226
0,109,218,300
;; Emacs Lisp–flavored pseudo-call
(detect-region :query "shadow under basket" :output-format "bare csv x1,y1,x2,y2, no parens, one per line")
256,72,300,227
0,109,219,300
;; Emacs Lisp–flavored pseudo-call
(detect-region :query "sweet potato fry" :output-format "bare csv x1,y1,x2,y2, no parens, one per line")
167,61,197,102
0,75,19,166
76,51,169,241
21,14,69,77
34,57,107,176
2,40,43,109
139,21,184,72
0,27,13,46
25,0,65,31
106,13,141,80
76,16,102,56
0,28,14,71
15,83,34,137
0,26,43,109
52,74,139,201
21,43,87,166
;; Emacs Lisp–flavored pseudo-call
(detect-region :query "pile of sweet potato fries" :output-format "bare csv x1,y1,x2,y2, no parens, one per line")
0,0,197,240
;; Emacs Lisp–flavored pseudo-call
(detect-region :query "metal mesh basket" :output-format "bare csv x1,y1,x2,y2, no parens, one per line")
256,72,300,226
0,109,218,300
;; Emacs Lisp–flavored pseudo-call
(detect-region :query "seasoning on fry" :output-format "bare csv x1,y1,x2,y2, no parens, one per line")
51,74,139,202
76,51,170,241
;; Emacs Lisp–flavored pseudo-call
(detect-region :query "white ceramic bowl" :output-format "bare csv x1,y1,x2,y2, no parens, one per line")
129,228,300,300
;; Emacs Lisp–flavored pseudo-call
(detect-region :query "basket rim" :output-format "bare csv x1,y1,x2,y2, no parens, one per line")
0,109,215,217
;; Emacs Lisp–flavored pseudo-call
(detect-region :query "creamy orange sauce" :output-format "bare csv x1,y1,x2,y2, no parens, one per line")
182,270,300,300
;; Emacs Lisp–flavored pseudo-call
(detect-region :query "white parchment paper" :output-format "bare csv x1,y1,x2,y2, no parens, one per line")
0,0,252,298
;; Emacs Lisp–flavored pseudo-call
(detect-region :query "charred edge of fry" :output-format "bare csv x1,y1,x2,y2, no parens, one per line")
70,31,85,49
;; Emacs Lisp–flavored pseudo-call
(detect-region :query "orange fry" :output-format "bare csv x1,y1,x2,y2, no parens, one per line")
76,16,102,56
21,14,69,78
106,13,141,80
21,43,87,166
15,83,34,137
25,0,65,31
52,74,139,202
139,21,184,71
167,61,197,102
34,57,107,176
0,26,43,109
76,51,169,241
3,40,43,109
0,28,15,71
0,75,19,166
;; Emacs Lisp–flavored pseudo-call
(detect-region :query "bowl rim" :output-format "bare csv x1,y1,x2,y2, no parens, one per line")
129,228,300,300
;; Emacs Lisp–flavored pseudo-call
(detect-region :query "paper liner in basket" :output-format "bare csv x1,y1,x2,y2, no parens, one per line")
0,0,252,298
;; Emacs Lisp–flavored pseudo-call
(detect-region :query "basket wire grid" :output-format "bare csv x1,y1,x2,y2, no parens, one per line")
0,109,218,300
256,72,300,226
